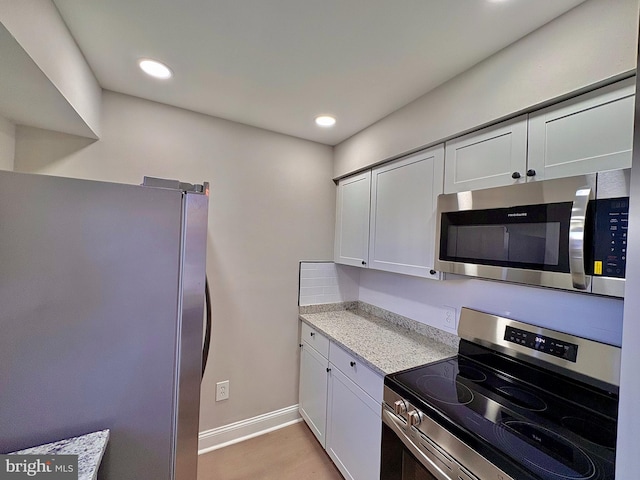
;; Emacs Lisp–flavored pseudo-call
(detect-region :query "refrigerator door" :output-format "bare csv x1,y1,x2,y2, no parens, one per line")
173,185,209,480
0,171,208,479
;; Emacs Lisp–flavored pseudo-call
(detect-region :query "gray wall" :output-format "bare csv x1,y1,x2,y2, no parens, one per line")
13,90,336,433
334,0,639,178
358,269,623,346
0,114,15,171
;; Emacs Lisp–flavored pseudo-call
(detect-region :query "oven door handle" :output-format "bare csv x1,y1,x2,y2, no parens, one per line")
569,186,591,290
382,408,454,480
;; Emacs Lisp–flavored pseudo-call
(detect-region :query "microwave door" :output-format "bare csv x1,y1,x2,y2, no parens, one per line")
450,225,510,263
436,187,591,293
433,171,638,296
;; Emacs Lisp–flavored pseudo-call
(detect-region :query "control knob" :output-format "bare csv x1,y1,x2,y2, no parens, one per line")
393,400,407,415
408,410,423,427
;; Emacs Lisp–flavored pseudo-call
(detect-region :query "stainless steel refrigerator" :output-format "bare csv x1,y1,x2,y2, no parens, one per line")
0,170,210,479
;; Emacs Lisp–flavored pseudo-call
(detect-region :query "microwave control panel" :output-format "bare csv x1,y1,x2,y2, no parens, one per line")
593,197,629,278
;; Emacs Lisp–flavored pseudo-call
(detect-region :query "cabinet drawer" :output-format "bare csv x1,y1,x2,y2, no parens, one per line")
329,342,383,405
301,322,330,358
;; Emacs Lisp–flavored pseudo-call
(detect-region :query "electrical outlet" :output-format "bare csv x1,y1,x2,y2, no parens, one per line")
216,380,229,401
443,306,457,329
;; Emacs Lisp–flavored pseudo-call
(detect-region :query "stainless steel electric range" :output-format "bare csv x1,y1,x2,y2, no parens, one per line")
381,307,621,480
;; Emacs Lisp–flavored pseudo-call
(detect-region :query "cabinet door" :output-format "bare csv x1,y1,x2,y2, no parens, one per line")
369,146,444,278
444,115,528,193
326,367,381,480
528,77,635,181
334,171,371,267
299,342,329,448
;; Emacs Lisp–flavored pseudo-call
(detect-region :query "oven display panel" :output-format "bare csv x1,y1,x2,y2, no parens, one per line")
504,326,578,362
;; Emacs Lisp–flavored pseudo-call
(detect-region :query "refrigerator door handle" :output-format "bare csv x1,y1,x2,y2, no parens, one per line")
202,276,212,379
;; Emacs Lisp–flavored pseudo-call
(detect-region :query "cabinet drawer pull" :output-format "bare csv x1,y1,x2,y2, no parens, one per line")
350,361,356,367
310,332,315,337
299,343,303,348
526,169,536,177
326,367,331,373
511,171,521,179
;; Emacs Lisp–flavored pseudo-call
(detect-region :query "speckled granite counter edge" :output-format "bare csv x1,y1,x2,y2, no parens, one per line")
355,302,459,349
299,301,358,314
298,302,460,375
300,301,459,349
9,430,109,480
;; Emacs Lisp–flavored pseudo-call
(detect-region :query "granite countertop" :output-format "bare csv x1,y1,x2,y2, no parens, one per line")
299,303,458,375
9,430,109,480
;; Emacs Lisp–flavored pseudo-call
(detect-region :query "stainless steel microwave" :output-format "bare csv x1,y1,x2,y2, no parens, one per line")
435,169,630,297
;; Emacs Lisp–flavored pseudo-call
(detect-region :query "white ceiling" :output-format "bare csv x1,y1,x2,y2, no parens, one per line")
52,0,587,146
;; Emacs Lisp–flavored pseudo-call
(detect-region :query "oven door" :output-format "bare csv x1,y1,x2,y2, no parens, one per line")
381,408,457,480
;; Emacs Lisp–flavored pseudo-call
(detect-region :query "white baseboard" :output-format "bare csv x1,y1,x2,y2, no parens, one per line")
198,404,302,454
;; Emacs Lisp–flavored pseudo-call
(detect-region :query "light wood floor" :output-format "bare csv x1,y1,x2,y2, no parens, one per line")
198,422,344,480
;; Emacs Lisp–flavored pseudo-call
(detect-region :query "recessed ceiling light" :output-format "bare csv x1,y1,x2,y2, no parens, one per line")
315,115,336,127
138,59,173,79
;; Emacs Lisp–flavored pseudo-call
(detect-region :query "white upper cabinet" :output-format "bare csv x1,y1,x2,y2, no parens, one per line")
527,77,635,181
333,78,636,273
443,78,635,194
368,146,444,278
334,171,371,267
444,115,528,193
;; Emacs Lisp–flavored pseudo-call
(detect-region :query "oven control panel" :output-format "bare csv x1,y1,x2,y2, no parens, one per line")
504,326,578,362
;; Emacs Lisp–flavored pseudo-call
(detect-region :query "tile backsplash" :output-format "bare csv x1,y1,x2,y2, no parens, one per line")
299,261,359,306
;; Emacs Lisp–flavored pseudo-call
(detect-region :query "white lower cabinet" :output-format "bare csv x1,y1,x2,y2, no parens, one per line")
298,323,383,480
299,341,329,447
326,365,382,480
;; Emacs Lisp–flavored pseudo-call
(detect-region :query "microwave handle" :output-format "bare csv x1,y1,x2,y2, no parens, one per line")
569,186,591,290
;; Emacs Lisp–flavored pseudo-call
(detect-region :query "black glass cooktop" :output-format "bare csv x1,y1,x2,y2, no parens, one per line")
385,340,619,480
